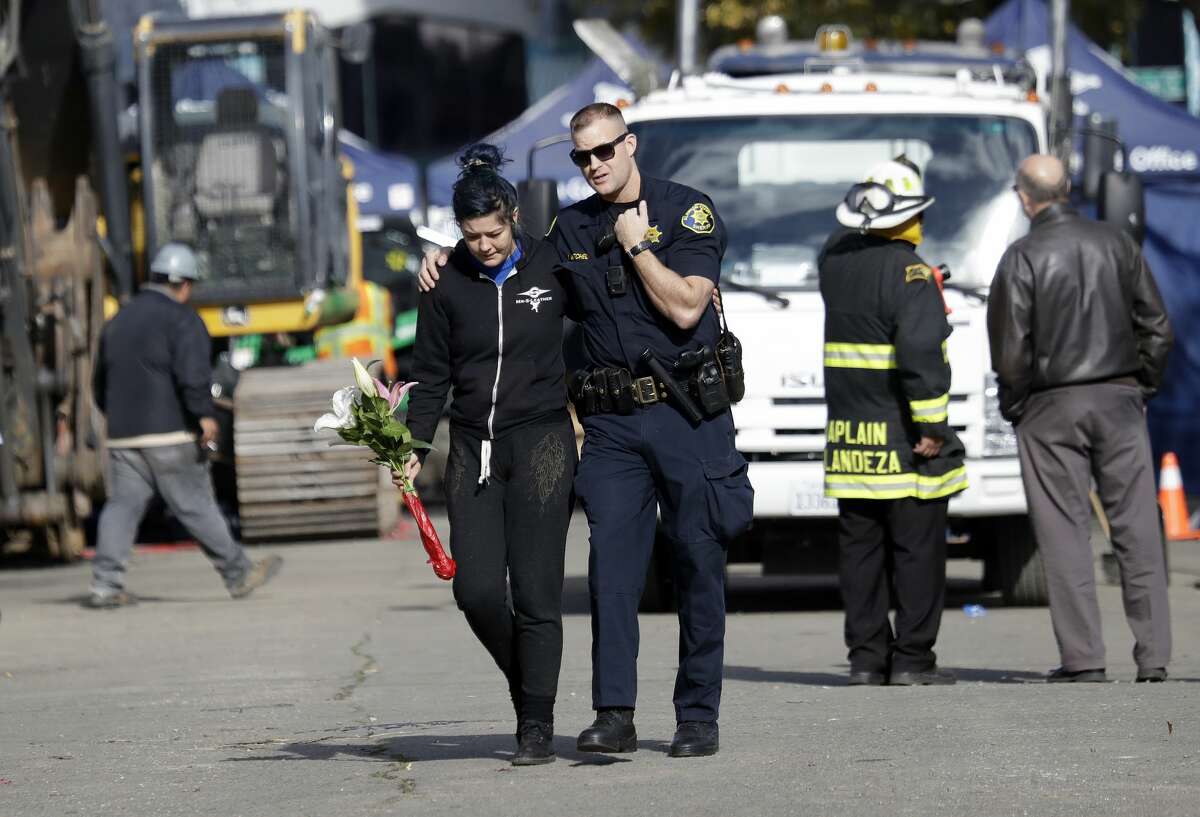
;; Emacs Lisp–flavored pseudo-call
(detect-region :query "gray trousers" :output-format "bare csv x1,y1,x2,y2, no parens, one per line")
91,444,251,594
1016,383,1171,672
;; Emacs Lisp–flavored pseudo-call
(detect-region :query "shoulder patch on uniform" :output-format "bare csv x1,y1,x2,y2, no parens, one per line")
543,215,558,238
680,203,715,235
904,263,932,283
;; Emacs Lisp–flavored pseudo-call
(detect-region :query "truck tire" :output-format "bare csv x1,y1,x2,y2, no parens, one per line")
985,517,1049,606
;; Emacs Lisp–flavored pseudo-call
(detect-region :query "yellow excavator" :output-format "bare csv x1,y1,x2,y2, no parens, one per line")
1,2,396,557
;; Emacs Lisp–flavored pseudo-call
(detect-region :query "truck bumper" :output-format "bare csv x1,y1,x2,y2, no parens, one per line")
746,457,1027,519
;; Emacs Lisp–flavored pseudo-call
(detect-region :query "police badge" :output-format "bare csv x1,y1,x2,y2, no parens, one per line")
681,203,715,234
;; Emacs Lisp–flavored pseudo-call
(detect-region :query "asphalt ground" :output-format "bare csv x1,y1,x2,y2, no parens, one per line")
1,510,1198,817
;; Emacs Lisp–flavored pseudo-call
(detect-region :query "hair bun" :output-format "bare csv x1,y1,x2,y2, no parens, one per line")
458,143,508,176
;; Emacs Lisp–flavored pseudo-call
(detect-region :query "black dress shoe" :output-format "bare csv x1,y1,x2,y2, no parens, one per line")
1136,667,1167,683
889,667,957,686
848,670,886,686
669,721,719,758
576,710,637,753
512,720,555,766
1046,667,1107,683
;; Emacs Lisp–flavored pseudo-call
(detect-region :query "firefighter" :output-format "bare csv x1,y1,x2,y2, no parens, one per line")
818,157,967,686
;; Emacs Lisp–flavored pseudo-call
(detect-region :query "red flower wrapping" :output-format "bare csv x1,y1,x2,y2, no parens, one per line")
401,490,456,580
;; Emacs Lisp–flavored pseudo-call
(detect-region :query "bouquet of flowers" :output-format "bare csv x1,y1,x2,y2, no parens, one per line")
314,359,456,580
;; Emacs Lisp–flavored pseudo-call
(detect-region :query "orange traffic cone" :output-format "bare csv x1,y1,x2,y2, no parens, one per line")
1158,452,1200,540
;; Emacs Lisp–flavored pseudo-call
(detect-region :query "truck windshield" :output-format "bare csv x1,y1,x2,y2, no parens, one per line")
631,115,1038,290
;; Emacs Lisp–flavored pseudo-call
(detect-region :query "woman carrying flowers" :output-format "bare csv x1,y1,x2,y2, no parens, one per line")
398,144,577,766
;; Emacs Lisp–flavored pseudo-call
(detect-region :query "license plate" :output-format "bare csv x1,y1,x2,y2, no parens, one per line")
790,482,837,515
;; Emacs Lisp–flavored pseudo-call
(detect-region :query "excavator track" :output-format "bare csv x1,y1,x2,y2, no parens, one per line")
233,361,396,542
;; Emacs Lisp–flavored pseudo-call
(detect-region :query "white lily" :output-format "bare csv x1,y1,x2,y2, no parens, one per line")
351,358,378,395
313,386,359,432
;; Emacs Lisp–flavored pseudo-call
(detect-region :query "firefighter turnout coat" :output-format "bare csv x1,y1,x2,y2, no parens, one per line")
817,229,967,501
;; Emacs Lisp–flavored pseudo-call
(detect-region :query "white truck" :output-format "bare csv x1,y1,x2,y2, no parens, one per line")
618,24,1051,607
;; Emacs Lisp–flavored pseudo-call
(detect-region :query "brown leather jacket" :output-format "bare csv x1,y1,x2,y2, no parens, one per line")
986,204,1173,422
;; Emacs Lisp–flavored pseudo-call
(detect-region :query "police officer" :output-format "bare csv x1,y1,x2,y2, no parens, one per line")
420,103,753,757
554,102,752,758
89,243,282,607
819,157,966,686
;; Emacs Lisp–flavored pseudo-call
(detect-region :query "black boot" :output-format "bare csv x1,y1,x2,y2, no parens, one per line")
512,720,555,766
576,709,637,753
669,721,719,758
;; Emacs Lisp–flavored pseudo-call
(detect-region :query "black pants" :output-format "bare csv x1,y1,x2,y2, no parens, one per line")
444,416,576,723
837,497,949,674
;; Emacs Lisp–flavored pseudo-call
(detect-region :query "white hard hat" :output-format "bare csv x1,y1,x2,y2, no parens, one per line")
149,242,201,282
835,158,935,230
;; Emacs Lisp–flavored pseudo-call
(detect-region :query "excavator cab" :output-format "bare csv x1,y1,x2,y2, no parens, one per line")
130,13,396,542
134,12,357,333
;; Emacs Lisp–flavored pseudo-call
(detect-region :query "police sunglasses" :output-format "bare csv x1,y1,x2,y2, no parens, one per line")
844,182,925,218
569,132,631,168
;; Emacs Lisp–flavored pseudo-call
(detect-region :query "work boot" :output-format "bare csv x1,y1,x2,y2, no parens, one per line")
889,667,957,686
669,721,719,758
576,709,637,753
1136,667,1168,683
85,590,137,609
228,555,283,599
1046,667,1107,683
512,720,555,766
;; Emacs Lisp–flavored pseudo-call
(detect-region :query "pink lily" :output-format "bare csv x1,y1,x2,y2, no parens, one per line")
380,379,418,412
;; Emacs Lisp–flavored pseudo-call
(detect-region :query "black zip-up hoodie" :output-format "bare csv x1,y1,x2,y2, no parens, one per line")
405,234,572,455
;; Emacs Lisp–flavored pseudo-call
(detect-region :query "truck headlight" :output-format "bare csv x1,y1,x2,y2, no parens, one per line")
983,373,1018,458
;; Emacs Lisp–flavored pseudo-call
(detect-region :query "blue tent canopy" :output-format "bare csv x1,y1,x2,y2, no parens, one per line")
338,131,423,218
987,0,1200,487
425,58,631,209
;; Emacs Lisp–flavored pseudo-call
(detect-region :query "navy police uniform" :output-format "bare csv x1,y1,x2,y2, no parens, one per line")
549,176,754,723
818,228,967,677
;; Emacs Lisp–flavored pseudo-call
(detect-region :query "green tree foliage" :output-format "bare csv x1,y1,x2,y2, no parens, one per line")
579,1,1145,63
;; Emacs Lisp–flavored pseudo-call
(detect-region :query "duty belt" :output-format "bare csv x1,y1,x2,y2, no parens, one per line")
632,375,668,406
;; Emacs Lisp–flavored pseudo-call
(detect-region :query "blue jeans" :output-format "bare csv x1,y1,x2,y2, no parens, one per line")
91,444,251,594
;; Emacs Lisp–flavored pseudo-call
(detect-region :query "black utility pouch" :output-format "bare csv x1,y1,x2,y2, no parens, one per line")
592,368,614,413
716,330,745,403
692,353,732,417
606,367,635,415
568,370,598,417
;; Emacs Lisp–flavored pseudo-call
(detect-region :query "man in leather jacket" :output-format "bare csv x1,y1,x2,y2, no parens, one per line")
987,154,1173,683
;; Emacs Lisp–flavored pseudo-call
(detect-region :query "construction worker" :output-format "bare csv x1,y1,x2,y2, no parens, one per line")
818,157,967,686
89,242,281,608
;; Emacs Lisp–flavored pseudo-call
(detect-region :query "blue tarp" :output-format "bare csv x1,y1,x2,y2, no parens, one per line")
425,58,631,208
987,0,1200,489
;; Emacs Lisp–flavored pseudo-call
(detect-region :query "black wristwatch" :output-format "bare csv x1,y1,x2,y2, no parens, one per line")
627,240,654,257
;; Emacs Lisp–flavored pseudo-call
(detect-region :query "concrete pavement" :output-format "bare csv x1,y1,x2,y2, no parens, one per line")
1,511,1198,817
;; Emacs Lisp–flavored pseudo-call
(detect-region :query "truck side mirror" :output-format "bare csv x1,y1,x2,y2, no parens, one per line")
1081,114,1117,201
339,23,373,65
517,178,559,239
1097,171,1145,246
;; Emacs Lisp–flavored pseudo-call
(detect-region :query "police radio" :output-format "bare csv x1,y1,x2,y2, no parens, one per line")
714,287,746,403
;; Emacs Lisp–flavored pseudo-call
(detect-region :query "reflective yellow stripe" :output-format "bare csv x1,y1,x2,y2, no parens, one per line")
823,342,897,370
941,340,949,363
910,393,949,423
824,466,968,500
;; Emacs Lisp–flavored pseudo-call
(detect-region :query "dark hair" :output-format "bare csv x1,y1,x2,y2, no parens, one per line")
452,143,518,226
569,102,625,133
